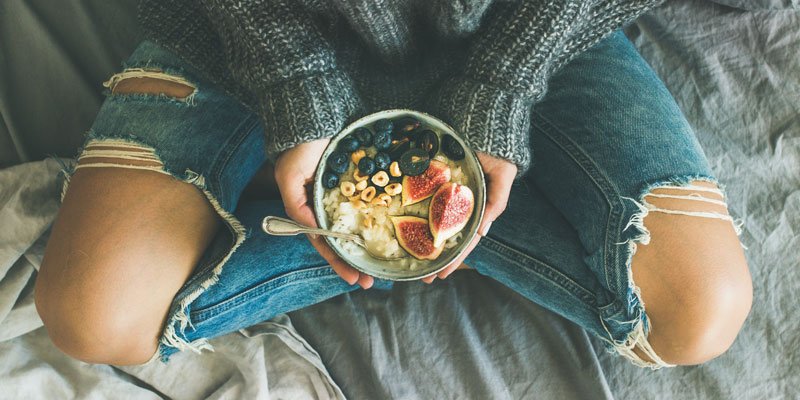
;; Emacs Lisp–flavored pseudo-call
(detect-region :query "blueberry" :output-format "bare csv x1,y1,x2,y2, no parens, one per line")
326,151,349,174
353,127,373,147
358,157,376,175
442,135,465,160
338,136,359,153
322,171,339,189
373,119,393,135
374,152,391,170
373,130,392,151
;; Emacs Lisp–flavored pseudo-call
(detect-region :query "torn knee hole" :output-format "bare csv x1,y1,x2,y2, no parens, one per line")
77,139,166,170
642,181,731,218
104,69,195,100
629,180,743,236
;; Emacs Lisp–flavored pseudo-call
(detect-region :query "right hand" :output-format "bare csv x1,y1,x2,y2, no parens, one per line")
421,152,517,283
273,139,375,289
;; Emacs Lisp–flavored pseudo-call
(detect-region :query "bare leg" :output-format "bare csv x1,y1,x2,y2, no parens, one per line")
631,181,752,365
35,79,221,366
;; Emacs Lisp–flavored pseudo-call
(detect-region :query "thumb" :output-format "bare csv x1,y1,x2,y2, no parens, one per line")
277,171,318,229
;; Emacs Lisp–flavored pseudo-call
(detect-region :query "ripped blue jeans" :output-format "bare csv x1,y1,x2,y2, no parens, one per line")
67,31,739,368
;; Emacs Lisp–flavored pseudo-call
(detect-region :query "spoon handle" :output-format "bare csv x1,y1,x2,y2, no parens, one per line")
261,216,363,244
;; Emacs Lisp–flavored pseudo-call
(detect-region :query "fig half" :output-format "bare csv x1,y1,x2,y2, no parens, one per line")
401,160,451,206
391,216,444,260
429,182,475,247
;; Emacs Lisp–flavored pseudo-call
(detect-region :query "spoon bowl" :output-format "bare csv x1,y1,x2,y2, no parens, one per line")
262,216,407,261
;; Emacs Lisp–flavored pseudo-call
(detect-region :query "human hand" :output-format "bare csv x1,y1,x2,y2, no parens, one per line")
421,152,517,284
274,139,375,289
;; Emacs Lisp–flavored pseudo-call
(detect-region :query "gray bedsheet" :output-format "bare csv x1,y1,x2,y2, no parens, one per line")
1,0,798,399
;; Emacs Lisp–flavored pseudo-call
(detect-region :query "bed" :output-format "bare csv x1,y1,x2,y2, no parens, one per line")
1,0,797,398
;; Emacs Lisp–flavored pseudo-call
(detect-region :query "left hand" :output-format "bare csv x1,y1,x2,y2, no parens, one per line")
274,139,375,289
421,152,517,283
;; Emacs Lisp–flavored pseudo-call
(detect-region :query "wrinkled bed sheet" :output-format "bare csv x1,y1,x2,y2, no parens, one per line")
1,0,798,398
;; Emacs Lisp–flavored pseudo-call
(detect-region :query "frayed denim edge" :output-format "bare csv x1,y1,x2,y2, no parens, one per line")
598,174,743,370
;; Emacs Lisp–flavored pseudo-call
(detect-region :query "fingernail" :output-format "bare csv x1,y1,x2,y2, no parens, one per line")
480,221,492,237
309,233,318,240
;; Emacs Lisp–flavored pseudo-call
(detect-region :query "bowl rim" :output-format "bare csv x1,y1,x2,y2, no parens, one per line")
313,109,486,281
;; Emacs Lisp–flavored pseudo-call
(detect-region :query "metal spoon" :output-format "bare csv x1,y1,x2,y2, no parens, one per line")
261,216,407,261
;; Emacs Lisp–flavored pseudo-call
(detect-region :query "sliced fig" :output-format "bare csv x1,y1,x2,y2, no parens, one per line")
429,182,475,247
391,216,444,260
401,159,451,206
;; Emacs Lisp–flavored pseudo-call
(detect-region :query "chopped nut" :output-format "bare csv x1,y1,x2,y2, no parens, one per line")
389,161,402,177
371,193,392,207
360,186,376,202
340,181,356,197
354,169,369,182
371,170,389,187
363,216,373,229
348,194,361,202
384,182,402,196
355,179,368,191
351,200,367,209
351,149,366,165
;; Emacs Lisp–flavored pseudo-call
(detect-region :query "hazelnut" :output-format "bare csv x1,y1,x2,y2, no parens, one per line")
389,161,402,177
340,181,356,197
363,216,374,229
347,194,361,202
384,182,402,196
351,149,366,165
354,169,369,182
355,179,368,192
360,186,376,202
372,193,392,207
351,200,367,209
371,170,389,187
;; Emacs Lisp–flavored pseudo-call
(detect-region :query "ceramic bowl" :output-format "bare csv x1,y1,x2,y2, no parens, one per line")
313,109,486,281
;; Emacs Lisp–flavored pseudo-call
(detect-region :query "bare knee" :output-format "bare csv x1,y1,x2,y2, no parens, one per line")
630,181,752,365
642,270,752,365
34,167,219,365
34,261,161,365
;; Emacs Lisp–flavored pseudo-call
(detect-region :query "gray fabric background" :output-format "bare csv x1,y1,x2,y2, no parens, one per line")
1,0,798,399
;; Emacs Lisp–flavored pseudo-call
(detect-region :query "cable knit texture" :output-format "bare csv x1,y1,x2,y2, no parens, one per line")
138,0,662,175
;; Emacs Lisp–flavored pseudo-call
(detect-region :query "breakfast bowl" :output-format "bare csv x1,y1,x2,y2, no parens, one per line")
313,109,486,281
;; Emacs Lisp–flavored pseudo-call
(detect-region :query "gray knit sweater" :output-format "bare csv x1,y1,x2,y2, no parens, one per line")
138,0,662,175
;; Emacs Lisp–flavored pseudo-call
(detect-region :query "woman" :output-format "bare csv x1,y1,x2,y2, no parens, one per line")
34,0,752,369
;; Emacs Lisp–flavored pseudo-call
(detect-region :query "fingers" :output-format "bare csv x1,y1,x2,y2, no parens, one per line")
422,153,518,284
276,169,316,228
306,231,377,288
421,228,482,284
438,232,481,280
279,178,373,288
478,167,514,238
274,146,374,289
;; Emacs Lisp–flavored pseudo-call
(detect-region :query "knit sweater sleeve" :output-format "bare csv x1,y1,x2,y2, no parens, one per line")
198,0,362,161
429,0,662,176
